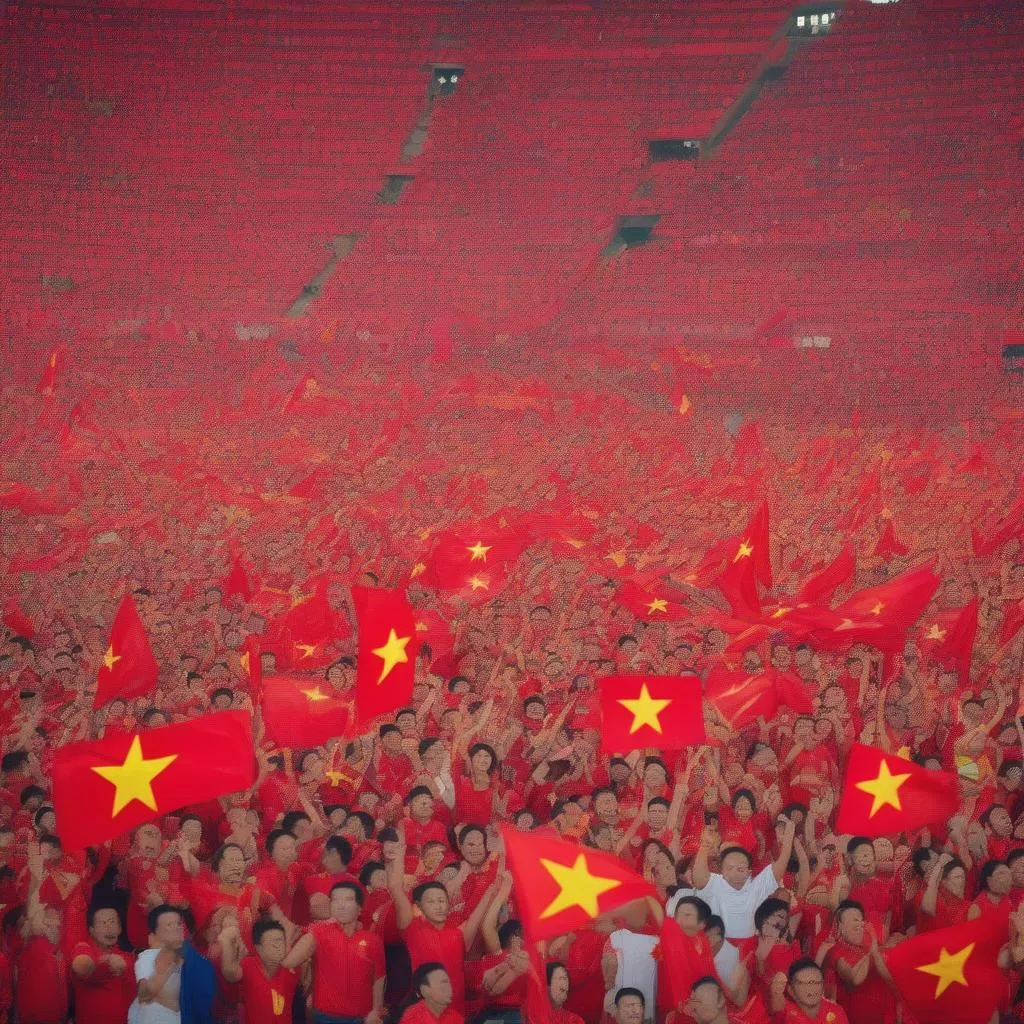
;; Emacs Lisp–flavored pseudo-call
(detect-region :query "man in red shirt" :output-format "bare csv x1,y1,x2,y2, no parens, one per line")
400,962,464,1024
254,828,309,922
403,786,450,868
843,838,894,940
301,835,360,921
283,881,385,1024
69,905,136,1023
387,829,498,1014
220,917,300,1024
770,959,849,1023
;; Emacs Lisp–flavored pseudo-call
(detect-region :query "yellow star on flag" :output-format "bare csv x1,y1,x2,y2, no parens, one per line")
646,598,668,615
410,562,427,579
734,539,754,561
915,941,975,998
771,607,791,619
415,621,428,632
91,736,178,817
300,685,330,703
606,548,627,568
924,624,947,641
618,683,672,735
539,853,622,919
295,643,318,659
239,651,250,675
870,601,885,616
371,629,411,684
290,590,313,609
102,645,121,671
467,540,492,562
468,575,489,591
855,758,911,818
325,770,346,786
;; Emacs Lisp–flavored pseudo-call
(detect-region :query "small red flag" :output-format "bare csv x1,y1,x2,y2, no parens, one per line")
353,585,418,724
502,825,656,942
222,552,252,603
917,599,978,681
2,599,35,639
93,595,159,708
52,711,255,851
36,347,60,396
885,914,1006,1024
704,666,778,729
835,743,960,837
598,675,704,753
261,675,353,749
614,581,690,621
874,519,909,559
796,545,855,604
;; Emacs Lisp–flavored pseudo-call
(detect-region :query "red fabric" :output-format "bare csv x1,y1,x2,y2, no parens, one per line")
93,594,159,708
239,957,299,1024
14,937,68,1024
353,585,419,725
400,1001,465,1024
402,918,468,1013
261,675,353,749
69,941,135,1023
307,921,384,1017
598,675,705,753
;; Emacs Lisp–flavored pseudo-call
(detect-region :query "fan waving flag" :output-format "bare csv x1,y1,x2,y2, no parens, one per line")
796,545,855,604
53,711,255,851
705,666,778,729
885,914,1006,1024
917,598,978,680
502,825,656,942
353,585,418,724
836,744,960,837
599,675,704,753
262,675,353,749
93,594,159,708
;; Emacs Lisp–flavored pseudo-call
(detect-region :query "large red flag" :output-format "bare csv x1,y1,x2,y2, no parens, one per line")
917,599,978,680
93,595,159,708
835,744,960,837
261,675,353,749
52,711,255,851
614,580,690,621
428,519,529,590
502,825,656,942
353,586,418,724
884,914,1006,1024
599,676,704,753
796,545,855,604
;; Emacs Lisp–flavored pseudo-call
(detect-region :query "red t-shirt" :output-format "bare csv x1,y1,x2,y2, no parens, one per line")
771,998,850,1023
69,941,135,1024
848,874,895,937
254,860,311,921
827,938,896,1024
403,917,467,1012
15,936,68,1024
400,1001,465,1024
239,956,300,1024
308,921,385,1018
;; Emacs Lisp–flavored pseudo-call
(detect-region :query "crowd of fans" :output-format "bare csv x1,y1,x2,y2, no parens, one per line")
1,344,1023,1024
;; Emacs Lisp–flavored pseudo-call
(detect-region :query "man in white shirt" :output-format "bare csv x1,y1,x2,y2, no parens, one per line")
129,905,184,1024
602,902,659,1024
690,816,796,939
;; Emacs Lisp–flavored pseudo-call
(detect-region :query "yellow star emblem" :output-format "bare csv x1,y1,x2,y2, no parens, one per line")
618,683,672,735
417,529,432,542
91,736,178,817
915,941,974,998
466,540,492,562
371,629,411,684
565,537,586,549
734,539,754,561
870,601,885,616
239,651,251,675
300,685,330,703
539,853,622,920
325,770,345,786
415,621,428,632
410,562,427,579
771,607,791,619
606,548,627,568
855,758,911,818
102,645,121,672
646,598,668,615
295,643,318,659
468,575,489,591
290,590,313,609
924,624,947,641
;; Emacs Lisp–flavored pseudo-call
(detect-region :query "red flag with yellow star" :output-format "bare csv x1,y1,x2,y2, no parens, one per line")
428,520,528,591
884,914,1006,1024
836,743,960,837
52,711,255,851
704,666,778,729
93,594,159,709
501,825,656,942
614,581,690,622
599,676,704,753
917,599,978,680
261,675,353,749
353,585,418,724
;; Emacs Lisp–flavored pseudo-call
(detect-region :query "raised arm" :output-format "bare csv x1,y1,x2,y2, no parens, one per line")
770,816,797,883
480,871,514,954
217,925,245,984
692,829,714,891
461,876,501,950
385,828,415,930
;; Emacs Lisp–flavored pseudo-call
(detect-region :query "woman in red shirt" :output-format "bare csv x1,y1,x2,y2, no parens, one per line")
454,744,501,828
917,853,969,932
548,961,586,1024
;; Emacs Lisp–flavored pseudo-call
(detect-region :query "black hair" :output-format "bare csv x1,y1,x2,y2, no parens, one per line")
788,957,824,983
19,785,46,805
379,724,400,738
211,843,245,873
468,743,498,774
329,880,364,906
911,848,934,875
846,836,873,857
407,786,433,804
718,845,753,868
210,687,233,704
359,861,385,888
412,881,448,904
754,897,789,932
265,829,290,856
87,904,121,928
834,899,865,923
979,859,1005,891
418,737,440,758
281,811,311,837
648,797,670,810
1006,849,1024,868
324,835,353,866
1,751,29,773
547,960,569,985
347,811,374,839
252,916,286,945
673,896,711,924
705,914,725,935
690,975,723,997
412,961,448,998
458,824,486,847
498,919,522,949
615,987,645,1006
732,787,756,809
147,903,183,934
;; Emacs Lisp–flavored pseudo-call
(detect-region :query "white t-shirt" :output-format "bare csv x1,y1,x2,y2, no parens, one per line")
128,948,182,1024
602,929,659,1024
666,886,721,920
715,939,741,988
695,864,780,939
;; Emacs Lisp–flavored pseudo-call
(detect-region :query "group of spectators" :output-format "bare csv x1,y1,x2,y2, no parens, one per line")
1,345,1023,1024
